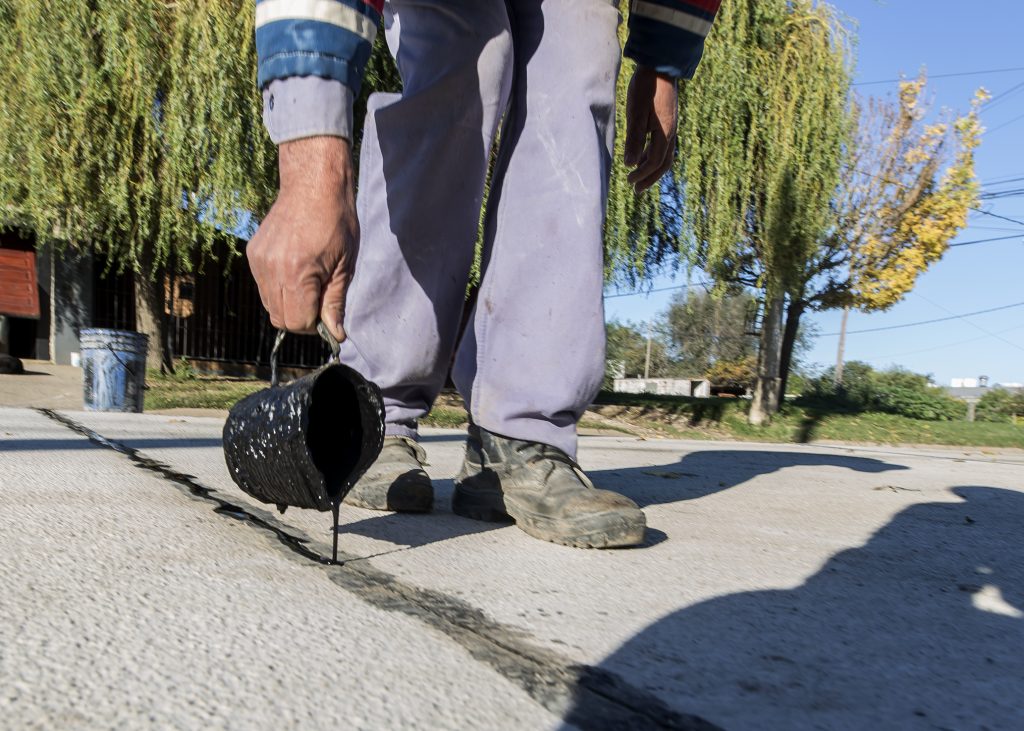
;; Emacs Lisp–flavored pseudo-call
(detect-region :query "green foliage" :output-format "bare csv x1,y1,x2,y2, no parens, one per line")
786,371,810,396
172,357,198,381
804,362,966,421
420,406,469,429
705,356,757,390
604,320,669,382
871,384,966,422
807,361,875,409
976,388,1024,424
674,0,851,298
605,289,813,387
0,0,275,274
592,390,1022,448
159,0,277,269
663,290,757,374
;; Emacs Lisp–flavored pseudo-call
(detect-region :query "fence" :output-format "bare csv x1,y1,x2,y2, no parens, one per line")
92,239,329,370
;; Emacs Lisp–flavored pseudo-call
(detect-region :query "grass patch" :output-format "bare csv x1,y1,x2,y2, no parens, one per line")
775,409,1024,448
592,391,1024,449
145,372,264,411
578,418,636,435
420,406,469,428
141,378,1024,449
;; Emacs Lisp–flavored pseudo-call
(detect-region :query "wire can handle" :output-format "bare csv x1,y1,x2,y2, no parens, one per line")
270,322,341,387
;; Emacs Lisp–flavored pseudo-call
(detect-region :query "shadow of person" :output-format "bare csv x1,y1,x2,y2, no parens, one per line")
589,449,910,508
336,449,910,550
562,486,1024,730
336,479,505,549
0,437,224,452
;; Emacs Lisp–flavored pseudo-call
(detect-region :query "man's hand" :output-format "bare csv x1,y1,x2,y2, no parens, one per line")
623,66,679,194
246,136,358,342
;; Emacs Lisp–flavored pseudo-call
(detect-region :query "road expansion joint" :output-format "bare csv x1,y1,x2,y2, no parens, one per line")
36,408,720,731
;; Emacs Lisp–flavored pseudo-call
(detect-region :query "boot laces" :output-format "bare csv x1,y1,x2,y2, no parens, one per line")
517,442,593,488
387,435,428,465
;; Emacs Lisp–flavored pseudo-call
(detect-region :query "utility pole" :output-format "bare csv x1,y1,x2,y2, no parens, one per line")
834,306,850,386
644,320,653,380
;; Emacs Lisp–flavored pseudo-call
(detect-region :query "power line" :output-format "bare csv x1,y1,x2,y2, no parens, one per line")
852,66,1024,86
846,164,1006,208
948,233,1024,247
985,110,1024,136
982,80,1024,111
970,207,1024,227
842,166,1024,227
868,324,1024,361
981,179,1024,196
845,165,1024,233
603,280,714,299
850,165,1022,204
820,301,1024,337
912,292,1024,355
979,188,1024,201
983,174,1024,187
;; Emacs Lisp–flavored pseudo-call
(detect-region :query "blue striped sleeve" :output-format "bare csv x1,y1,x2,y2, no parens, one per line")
255,0,381,94
624,0,721,79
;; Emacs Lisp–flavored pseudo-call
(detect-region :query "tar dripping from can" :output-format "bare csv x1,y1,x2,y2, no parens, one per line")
222,325,385,562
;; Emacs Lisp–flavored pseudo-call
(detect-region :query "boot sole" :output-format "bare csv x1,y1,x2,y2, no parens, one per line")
452,485,645,549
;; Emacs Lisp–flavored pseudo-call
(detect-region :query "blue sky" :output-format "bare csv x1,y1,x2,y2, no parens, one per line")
605,0,1024,387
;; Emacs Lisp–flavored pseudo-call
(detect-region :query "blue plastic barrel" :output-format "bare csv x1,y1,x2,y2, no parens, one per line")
80,328,149,413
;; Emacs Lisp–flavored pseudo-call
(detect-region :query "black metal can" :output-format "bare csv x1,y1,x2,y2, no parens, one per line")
222,327,385,513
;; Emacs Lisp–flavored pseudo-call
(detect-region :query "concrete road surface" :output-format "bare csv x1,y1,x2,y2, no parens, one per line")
1,406,1022,730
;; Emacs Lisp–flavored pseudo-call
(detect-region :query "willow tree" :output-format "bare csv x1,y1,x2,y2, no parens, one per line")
776,78,983,396
0,0,404,369
670,0,853,424
0,0,275,369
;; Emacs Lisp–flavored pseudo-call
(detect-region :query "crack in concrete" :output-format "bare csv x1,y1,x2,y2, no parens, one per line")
38,408,721,731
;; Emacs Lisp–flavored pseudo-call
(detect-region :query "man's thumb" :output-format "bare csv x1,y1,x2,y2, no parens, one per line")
320,273,349,344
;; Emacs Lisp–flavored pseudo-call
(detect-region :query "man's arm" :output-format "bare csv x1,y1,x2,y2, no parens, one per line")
248,0,384,341
622,0,721,193
624,0,721,81
256,0,383,143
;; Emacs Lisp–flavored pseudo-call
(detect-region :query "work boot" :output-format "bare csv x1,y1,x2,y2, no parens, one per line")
343,436,433,512
452,425,646,548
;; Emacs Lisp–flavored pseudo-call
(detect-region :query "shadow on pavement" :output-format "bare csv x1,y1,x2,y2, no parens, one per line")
334,450,903,550
418,433,469,444
590,449,909,508
338,480,672,549
795,408,826,444
0,437,223,451
563,486,1024,730
336,479,506,548
337,449,909,549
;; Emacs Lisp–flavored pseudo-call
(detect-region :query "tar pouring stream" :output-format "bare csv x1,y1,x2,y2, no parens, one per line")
221,324,385,562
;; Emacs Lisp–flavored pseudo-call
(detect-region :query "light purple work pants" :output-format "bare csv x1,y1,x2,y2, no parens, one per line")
338,0,621,459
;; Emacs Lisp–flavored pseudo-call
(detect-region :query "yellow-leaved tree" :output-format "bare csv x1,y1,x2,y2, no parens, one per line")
847,82,984,309
777,76,984,396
